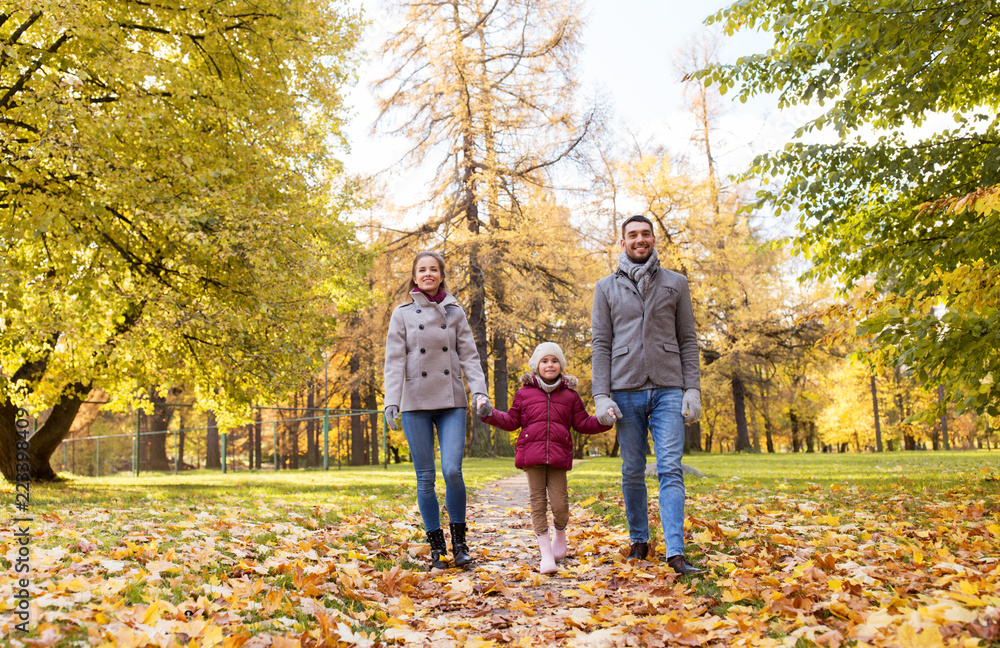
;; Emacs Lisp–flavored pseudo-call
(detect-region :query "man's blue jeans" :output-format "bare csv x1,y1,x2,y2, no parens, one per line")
613,387,686,557
401,407,467,531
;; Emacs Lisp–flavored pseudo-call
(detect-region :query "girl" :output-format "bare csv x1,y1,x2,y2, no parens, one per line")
384,251,493,569
477,342,613,573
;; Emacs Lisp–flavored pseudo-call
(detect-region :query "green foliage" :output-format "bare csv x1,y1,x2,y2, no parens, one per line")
701,1,1000,416
0,1,369,427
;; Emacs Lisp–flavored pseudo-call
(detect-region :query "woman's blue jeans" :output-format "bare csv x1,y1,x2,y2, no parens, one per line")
401,407,467,532
613,387,686,557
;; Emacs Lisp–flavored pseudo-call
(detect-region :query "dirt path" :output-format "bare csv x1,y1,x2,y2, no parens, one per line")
380,469,701,647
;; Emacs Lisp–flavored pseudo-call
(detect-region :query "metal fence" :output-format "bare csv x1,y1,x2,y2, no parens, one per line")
55,407,387,477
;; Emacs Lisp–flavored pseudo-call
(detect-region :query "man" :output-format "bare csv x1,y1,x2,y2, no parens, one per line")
591,215,703,575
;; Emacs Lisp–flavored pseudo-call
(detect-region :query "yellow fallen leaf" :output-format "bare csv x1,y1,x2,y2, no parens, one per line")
897,624,945,648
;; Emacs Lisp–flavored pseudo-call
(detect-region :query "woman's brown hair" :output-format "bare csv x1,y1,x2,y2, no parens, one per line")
408,250,448,293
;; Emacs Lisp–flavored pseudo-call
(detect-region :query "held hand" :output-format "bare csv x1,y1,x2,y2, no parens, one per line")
474,393,493,417
682,389,702,424
384,405,400,431
595,395,622,426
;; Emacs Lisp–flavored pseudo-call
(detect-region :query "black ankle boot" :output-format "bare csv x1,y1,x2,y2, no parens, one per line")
426,528,448,570
450,522,472,567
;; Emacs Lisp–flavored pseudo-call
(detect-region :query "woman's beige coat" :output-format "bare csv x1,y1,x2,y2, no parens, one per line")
384,291,488,412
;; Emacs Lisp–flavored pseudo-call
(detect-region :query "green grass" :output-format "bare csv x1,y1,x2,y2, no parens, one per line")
571,449,1000,501
18,457,521,513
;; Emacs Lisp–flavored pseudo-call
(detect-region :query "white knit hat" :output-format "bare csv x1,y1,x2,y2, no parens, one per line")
529,342,566,374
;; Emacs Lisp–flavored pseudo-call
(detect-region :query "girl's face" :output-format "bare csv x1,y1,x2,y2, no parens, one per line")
413,257,443,294
537,355,562,381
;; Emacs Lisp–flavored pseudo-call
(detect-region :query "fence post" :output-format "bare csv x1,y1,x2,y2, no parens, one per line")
174,430,179,475
273,420,278,470
134,408,141,477
221,431,227,474
96,437,100,478
63,442,67,473
323,410,329,471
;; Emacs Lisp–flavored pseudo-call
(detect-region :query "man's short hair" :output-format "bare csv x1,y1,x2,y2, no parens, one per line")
621,214,654,238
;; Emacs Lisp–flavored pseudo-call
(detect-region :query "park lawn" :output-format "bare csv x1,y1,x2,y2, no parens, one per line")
1,459,520,647
570,451,1000,647
1,451,998,647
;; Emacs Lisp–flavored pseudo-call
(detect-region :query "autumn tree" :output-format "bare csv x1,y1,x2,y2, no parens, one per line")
372,0,595,456
703,0,1000,418
0,1,368,482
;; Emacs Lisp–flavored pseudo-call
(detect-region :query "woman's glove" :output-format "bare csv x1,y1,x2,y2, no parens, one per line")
594,394,622,426
384,405,400,431
682,389,701,423
474,394,493,417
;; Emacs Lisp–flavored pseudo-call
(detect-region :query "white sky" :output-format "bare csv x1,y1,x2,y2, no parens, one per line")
339,0,787,209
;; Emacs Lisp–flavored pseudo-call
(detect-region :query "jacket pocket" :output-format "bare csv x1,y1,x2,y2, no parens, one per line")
404,350,417,380
612,345,629,359
662,342,679,354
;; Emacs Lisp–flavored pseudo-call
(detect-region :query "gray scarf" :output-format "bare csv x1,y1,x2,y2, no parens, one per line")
618,248,660,299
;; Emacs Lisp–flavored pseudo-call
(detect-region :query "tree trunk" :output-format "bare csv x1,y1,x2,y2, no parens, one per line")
806,420,816,453
253,408,262,469
206,411,221,469
144,390,171,471
350,354,365,466
684,422,703,453
938,384,950,450
306,381,318,467
246,417,254,471
871,374,884,452
491,330,514,456
465,159,493,458
366,382,380,466
790,408,800,453
732,375,752,452
177,411,186,469
747,396,761,453
289,393,300,469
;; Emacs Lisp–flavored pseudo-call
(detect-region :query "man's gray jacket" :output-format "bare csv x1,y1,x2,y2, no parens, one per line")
591,267,701,396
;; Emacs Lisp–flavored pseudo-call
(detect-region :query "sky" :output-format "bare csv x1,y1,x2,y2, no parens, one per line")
339,0,787,208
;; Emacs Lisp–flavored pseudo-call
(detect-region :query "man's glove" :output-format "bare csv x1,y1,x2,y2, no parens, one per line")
384,405,400,431
682,389,701,423
474,394,493,417
594,394,622,426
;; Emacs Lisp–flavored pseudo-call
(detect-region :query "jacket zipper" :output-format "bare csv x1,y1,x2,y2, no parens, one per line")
545,393,552,465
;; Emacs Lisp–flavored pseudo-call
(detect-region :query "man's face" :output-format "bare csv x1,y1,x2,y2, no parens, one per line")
620,221,656,262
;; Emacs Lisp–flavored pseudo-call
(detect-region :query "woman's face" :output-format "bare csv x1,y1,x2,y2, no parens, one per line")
413,256,443,294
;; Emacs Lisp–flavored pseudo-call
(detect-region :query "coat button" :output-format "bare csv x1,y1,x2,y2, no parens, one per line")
440,324,446,329
420,348,426,353
444,370,450,375
416,309,421,313
442,346,448,352
419,324,424,330
421,371,427,377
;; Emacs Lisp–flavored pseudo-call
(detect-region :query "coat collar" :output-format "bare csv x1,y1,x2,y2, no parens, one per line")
410,290,458,308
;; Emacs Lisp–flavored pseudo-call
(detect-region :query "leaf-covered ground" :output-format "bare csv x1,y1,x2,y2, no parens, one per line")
2,453,999,647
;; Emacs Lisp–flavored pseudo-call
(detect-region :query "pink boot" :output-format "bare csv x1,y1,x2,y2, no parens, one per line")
537,533,557,574
552,528,567,561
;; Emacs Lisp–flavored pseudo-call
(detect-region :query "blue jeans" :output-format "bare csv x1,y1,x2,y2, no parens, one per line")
613,387,686,557
401,408,467,531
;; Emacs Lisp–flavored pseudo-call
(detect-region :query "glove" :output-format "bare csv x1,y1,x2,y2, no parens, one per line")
682,389,701,423
594,394,622,426
474,393,493,417
384,405,400,431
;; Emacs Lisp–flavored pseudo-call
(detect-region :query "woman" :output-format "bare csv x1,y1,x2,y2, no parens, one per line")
383,251,492,569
